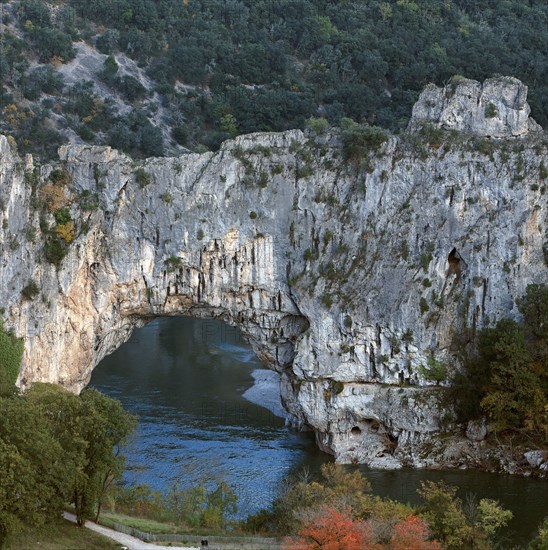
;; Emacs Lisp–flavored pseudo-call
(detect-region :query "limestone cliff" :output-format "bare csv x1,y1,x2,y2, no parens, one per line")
1,77,546,471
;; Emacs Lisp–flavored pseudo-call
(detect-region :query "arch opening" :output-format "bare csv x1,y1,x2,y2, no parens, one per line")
88,315,316,520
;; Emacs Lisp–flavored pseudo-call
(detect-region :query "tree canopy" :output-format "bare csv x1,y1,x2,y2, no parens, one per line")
0,0,546,158
0,383,135,546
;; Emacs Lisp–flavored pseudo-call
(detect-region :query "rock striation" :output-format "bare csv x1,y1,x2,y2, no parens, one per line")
0,77,547,471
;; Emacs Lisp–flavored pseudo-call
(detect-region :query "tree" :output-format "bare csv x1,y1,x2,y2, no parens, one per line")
282,507,381,550
72,389,136,526
528,517,548,550
164,479,237,529
518,284,548,364
390,515,442,550
22,384,135,526
476,499,513,539
451,286,548,439
417,481,512,550
478,320,545,433
0,395,72,548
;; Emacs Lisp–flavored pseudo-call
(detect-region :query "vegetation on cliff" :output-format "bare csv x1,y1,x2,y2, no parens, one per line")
0,0,546,159
451,284,548,441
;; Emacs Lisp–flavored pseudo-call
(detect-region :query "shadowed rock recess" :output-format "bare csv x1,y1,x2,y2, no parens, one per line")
1,77,546,470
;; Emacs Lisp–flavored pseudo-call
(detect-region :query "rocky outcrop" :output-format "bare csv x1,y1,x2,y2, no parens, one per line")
408,76,542,137
0,77,547,470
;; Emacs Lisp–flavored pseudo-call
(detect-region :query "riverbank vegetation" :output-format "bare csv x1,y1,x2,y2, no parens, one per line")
1,379,545,548
0,0,546,159
0,383,135,548
88,463,548,549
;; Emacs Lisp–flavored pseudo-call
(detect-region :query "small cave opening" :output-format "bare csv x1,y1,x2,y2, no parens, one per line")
351,426,362,436
447,247,465,278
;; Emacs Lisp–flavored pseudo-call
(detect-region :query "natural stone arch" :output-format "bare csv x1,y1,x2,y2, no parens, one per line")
3,77,546,470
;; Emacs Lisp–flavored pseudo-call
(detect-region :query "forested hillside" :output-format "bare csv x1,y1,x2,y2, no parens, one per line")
0,0,546,159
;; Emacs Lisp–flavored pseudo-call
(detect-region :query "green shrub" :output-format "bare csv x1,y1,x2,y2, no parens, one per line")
22,280,40,300
296,164,314,178
303,248,317,261
44,236,67,266
402,329,414,343
54,207,71,224
321,293,333,308
306,117,329,135
197,229,204,240
49,168,70,185
135,168,151,188
249,211,258,219
484,103,498,118
418,357,447,384
342,124,389,161
165,256,182,272
419,297,429,315
257,171,268,188
420,252,433,270
78,190,99,211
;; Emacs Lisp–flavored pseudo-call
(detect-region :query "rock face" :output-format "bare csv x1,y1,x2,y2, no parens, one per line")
0,77,547,470
408,76,542,137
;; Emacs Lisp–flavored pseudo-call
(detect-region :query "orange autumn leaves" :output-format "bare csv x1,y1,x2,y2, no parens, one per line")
283,507,441,550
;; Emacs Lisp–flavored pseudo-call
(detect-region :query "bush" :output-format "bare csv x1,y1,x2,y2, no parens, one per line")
484,103,498,118
30,28,76,63
44,235,68,266
21,66,64,100
165,256,182,272
135,168,151,188
342,124,390,161
54,207,71,224
418,357,447,385
306,116,329,135
49,168,70,185
21,280,40,300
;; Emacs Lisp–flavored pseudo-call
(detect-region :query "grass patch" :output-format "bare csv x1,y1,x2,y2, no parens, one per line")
6,518,119,549
99,512,184,535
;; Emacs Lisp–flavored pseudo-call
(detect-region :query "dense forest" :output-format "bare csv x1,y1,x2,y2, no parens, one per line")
0,0,546,159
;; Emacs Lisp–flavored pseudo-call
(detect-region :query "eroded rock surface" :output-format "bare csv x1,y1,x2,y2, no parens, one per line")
0,78,546,470
409,76,543,137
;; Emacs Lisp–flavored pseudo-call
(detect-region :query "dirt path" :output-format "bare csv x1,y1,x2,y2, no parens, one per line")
63,513,200,550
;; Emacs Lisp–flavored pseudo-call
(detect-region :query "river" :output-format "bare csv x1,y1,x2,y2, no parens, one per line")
90,316,547,547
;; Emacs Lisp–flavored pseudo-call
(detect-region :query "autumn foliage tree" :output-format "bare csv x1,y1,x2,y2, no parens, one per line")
283,507,381,550
390,516,441,550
